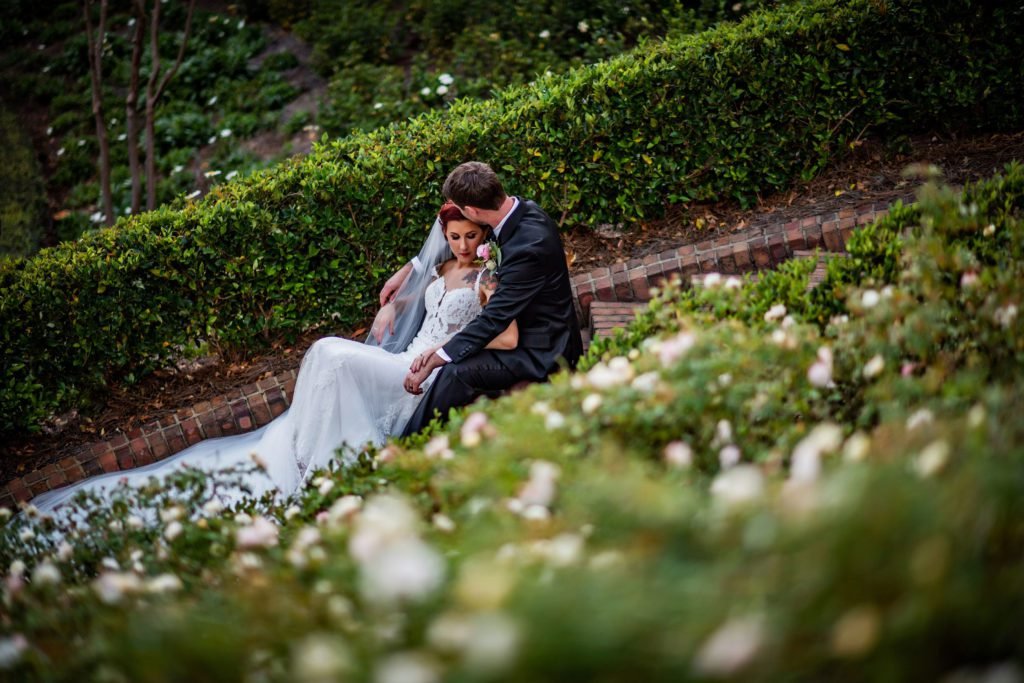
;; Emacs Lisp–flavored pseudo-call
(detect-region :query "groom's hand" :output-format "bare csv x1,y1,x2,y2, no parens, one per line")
404,352,445,394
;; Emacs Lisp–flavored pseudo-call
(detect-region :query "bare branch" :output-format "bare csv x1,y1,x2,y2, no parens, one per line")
154,0,197,102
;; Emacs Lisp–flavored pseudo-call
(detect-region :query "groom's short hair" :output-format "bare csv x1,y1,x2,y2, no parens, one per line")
443,162,506,210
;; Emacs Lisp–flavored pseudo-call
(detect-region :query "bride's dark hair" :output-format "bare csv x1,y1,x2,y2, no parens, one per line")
438,201,469,231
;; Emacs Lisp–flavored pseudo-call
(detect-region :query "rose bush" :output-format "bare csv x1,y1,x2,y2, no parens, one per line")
1,167,1021,680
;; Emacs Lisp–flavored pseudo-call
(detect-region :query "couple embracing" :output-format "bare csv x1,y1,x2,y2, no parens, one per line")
377,160,583,437
31,162,582,513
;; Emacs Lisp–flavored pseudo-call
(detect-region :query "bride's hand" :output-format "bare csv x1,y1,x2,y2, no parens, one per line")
410,344,440,373
371,303,396,342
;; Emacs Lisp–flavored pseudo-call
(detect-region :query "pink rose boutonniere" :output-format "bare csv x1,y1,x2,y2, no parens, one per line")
476,240,502,274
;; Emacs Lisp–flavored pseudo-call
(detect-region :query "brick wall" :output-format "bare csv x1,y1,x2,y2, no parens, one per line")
571,198,908,321
0,370,298,508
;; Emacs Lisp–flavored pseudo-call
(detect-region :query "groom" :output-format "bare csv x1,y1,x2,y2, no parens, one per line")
392,161,583,435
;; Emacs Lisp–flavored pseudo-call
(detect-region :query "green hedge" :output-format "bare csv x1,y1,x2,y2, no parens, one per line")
2,0,1023,437
0,105,47,260
3,166,1023,681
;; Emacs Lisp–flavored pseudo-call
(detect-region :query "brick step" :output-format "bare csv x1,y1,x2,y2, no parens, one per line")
589,300,650,341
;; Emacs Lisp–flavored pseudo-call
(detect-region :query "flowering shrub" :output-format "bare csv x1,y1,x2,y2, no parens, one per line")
3,0,1022,437
1,168,1022,680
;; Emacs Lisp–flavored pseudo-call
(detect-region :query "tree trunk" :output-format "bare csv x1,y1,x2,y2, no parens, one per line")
143,0,196,211
125,0,145,215
83,0,114,226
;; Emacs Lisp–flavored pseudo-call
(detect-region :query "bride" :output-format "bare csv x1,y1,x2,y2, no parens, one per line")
31,202,516,513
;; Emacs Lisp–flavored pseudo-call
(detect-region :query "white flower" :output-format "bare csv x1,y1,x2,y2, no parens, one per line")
432,513,456,533
207,135,217,144
657,330,697,367
292,634,353,682
517,461,560,508
202,499,223,515
539,533,584,567
862,354,885,379
128,18,136,26
703,272,722,288
348,495,420,564
18,528,35,542
56,541,74,561
46,126,53,136
710,465,765,507
808,360,832,387
983,223,996,237
435,85,449,96
89,210,105,224
420,86,432,97
577,20,589,32
544,411,566,430
906,408,934,431
790,423,843,482
373,102,384,110
664,441,694,469
56,147,65,157
117,133,127,141
285,505,302,520
160,505,184,523
861,289,880,308
208,95,218,106
960,271,979,288
0,635,28,669
538,29,551,39
31,561,61,587
225,170,238,180
714,419,733,446
694,615,765,676
318,479,335,496
719,445,741,469
185,190,201,200
325,495,363,528
8,560,26,578
460,412,492,447
101,557,120,571
581,393,603,414
204,169,222,178
764,303,787,322
238,19,246,29
236,516,279,549
146,574,183,594
360,537,445,604
172,164,184,174
93,572,142,604
724,276,743,290
234,512,253,525
843,432,871,463
631,371,660,394
462,612,520,673
0,507,9,522
164,521,184,541
521,504,550,521
586,356,635,388
438,73,454,85
375,652,441,683
915,440,950,478
424,434,454,460
994,303,1018,329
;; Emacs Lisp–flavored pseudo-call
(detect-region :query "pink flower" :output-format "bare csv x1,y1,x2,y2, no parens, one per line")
477,244,491,260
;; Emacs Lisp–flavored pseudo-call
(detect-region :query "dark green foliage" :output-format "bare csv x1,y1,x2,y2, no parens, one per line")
1,0,1022,437
0,106,47,260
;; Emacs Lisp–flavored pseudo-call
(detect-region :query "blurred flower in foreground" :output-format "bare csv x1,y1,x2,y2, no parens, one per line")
694,614,765,676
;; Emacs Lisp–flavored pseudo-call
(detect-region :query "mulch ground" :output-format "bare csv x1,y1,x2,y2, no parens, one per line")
3,129,1022,486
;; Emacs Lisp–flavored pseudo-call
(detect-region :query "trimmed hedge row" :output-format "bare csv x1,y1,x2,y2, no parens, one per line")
2,0,1023,436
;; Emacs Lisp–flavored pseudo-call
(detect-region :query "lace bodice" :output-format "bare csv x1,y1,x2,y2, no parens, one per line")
402,269,483,358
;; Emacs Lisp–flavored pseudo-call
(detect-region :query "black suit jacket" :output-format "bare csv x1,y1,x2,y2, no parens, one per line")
441,199,583,380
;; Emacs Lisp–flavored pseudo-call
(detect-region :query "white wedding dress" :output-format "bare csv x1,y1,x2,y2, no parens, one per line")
31,267,484,513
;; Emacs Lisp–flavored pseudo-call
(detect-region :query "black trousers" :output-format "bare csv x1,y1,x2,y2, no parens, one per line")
400,351,519,437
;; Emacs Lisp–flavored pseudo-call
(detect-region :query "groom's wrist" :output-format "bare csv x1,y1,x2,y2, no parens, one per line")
435,348,451,363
